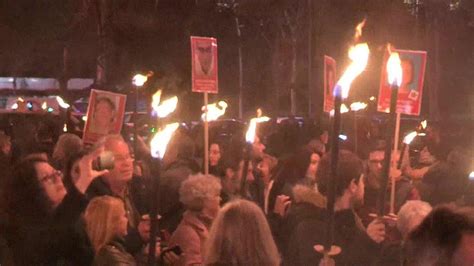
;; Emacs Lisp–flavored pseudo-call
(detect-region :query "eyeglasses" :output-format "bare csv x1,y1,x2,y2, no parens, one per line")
39,170,64,184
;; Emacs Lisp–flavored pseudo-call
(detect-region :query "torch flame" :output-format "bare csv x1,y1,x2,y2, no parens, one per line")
150,122,180,159
329,103,350,116
403,131,418,145
132,74,149,87
245,109,270,143
155,96,178,118
335,43,370,99
354,19,366,41
151,89,162,112
56,96,70,109
387,49,403,87
202,101,228,121
350,102,368,112
421,120,427,130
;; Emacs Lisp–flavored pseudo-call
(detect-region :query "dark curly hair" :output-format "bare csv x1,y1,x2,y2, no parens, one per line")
5,157,53,224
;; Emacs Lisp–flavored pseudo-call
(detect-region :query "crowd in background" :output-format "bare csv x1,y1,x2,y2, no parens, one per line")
0,114,473,265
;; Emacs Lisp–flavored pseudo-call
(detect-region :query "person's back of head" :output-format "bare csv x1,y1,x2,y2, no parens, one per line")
397,200,432,239
205,199,280,266
52,133,83,169
406,205,474,265
84,196,125,253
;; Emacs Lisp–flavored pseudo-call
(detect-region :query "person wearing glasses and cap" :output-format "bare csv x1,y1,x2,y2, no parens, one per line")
3,148,109,265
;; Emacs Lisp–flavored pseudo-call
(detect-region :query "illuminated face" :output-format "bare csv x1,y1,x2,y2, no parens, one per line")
209,143,221,166
104,140,134,184
367,150,384,189
306,153,321,182
257,160,271,184
36,162,67,209
115,203,129,237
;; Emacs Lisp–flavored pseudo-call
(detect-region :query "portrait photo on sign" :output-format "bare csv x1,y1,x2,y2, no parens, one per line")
194,40,215,77
83,90,126,144
191,36,218,94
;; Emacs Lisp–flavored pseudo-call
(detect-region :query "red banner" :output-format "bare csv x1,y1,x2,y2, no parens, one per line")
323,56,337,113
83,89,127,144
191,36,218,94
377,49,427,116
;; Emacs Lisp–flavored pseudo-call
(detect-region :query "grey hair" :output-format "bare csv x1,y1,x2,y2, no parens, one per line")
52,133,83,162
93,134,126,150
397,200,432,237
179,174,222,211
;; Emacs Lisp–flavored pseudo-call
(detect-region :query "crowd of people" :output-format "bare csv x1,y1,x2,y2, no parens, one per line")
0,117,473,265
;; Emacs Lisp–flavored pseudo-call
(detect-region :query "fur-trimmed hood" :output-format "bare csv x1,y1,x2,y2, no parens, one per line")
292,184,327,208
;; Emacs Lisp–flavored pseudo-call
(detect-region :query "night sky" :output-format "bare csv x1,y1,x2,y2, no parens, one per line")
0,0,472,120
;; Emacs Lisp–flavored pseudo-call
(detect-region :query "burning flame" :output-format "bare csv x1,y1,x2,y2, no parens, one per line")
335,43,370,99
350,102,368,112
150,89,178,118
151,89,162,111
63,123,67,132
132,74,149,87
421,120,427,130
56,96,70,109
329,104,350,116
202,101,228,121
156,96,178,118
150,123,180,159
387,47,403,87
41,102,48,110
245,109,270,143
354,19,366,41
403,131,418,145
334,20,370,99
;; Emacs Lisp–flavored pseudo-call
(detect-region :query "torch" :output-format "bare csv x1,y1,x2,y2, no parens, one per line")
378,49,403,217
147,94,178,266
201,101,228,174
241,109,269,197
132,74,149,159
56,96,71,133
315,19,370,262
350,102,368,155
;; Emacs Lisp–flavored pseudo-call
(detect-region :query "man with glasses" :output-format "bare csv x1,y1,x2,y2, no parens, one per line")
86,134,150,256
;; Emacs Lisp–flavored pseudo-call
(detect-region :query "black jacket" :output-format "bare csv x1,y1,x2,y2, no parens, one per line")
286,209,380,266
7,187,93,265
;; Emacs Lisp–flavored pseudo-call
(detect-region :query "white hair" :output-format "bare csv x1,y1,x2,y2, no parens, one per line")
397,200,432,237
93,134,126,149
179,174,222,211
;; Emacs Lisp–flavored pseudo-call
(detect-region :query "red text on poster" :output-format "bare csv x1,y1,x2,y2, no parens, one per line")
377,50,427,116
191,36,218,93
324,56,337,113
83,89,127,144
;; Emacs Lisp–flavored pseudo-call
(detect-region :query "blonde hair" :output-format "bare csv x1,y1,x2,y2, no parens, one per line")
84,196,125,252
179,174,222,211
205,199,280,266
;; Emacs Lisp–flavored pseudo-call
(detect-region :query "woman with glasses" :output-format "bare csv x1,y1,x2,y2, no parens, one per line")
3,148,109,265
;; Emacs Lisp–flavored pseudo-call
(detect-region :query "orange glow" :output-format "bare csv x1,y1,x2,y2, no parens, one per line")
245,109,270,143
